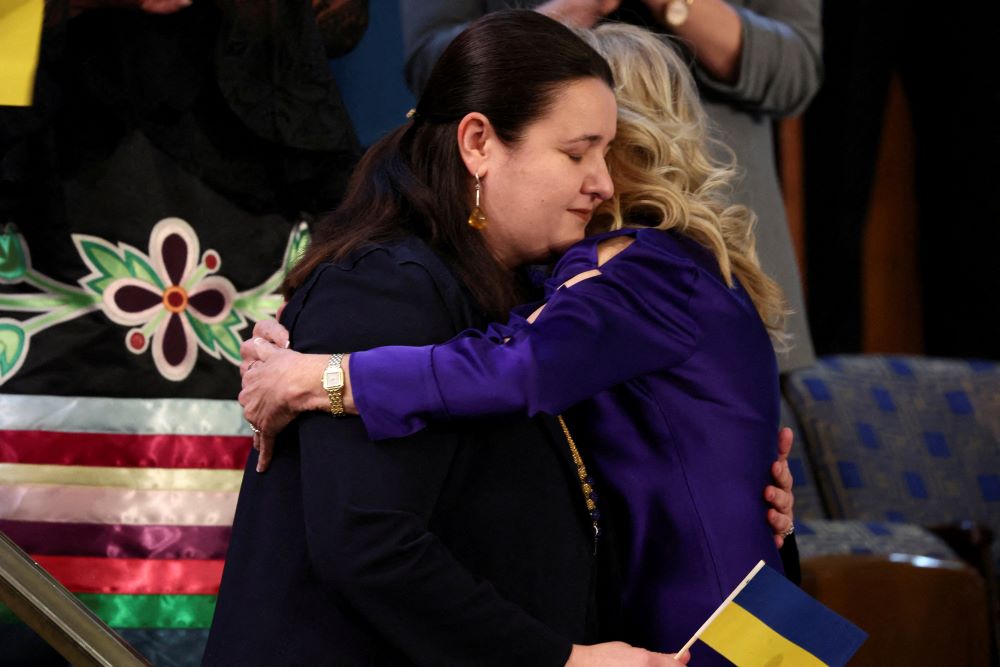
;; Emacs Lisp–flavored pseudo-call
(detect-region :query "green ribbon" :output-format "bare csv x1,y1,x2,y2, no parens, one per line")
0,594,216,628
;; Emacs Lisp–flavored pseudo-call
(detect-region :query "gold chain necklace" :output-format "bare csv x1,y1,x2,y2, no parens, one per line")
557,415,600,554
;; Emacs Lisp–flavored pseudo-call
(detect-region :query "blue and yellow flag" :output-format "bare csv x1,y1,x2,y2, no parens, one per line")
692,561,867,667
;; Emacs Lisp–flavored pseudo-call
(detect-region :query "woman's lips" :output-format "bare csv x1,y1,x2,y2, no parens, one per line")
568,208,593,222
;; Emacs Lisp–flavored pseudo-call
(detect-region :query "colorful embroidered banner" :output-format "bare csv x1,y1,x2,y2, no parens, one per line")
0,393,251,663
0,520,231,559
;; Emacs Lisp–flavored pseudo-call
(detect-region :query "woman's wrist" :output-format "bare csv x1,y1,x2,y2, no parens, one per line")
342,353,357,414
299,353,335,413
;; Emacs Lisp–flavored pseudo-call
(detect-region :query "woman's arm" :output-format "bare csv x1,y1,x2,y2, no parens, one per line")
644,0,823,116
643,0,743,83
351,234,699,440
240,308,535,469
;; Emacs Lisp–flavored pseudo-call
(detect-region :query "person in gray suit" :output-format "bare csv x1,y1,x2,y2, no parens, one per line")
401,0,821,372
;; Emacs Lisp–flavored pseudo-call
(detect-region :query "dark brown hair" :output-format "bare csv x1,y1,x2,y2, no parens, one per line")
283,10,614,317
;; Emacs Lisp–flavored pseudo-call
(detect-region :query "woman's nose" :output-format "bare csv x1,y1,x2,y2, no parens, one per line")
586,158,614,201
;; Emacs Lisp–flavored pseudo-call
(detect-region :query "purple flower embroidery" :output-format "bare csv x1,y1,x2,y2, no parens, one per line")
102,218,237,381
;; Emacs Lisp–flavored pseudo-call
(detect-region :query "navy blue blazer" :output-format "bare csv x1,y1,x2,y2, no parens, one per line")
203,236,607,666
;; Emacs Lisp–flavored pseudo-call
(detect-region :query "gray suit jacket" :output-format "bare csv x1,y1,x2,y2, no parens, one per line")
400,0,821,371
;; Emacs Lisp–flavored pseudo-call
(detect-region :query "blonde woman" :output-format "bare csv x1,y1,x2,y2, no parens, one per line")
241,24,794,662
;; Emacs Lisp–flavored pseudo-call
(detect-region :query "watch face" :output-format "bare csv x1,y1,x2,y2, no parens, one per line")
666,0,690,26
323,367,344,390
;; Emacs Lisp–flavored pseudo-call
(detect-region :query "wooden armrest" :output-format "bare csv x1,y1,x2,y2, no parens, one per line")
927,520,1000,663
801,554,991,666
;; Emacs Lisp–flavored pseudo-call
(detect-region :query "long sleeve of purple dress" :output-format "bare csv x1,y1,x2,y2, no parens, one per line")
351,229,700,440
351,228,783,660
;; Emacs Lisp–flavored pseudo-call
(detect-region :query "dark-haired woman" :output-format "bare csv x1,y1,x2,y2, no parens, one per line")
236,21,799,665
204,11,690,667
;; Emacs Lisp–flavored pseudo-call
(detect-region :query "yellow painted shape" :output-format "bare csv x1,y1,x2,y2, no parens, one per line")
0,0,45,106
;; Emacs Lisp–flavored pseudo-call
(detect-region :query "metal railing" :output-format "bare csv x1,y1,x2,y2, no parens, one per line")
0,531,151,667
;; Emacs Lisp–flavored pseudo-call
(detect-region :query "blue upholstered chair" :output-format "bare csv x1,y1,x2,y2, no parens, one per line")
784,356,1000,560
781,356,999,665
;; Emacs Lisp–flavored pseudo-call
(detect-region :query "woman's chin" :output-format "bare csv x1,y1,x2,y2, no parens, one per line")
550,235,585,257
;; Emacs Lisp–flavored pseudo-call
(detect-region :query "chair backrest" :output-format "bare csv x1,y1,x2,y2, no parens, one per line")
783,355,1000,529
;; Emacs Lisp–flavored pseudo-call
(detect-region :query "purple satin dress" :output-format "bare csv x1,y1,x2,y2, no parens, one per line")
351,228,783,660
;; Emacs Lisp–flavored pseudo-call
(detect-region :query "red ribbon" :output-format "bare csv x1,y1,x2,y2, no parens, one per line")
32,555,224,595
0,430,251,469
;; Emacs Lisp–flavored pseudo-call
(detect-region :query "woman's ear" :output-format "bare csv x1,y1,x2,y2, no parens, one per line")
457,112,495,177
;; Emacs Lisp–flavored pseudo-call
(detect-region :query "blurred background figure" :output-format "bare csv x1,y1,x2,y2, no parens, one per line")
402,0,822,373
804,1,1000,360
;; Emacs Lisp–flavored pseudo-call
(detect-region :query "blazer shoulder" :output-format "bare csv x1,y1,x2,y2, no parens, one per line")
284,237,476,351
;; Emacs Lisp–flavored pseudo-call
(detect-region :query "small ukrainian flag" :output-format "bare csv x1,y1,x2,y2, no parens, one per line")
680,561,867,667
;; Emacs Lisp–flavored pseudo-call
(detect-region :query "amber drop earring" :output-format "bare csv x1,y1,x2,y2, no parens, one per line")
468,172,488,230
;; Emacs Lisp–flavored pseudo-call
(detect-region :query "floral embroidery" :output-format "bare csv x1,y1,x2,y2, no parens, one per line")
0,218,309,385
81,219,239,381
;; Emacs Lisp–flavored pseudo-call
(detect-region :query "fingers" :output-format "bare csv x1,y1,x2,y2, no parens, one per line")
238,385,252,409
768,507,794,548
777,426,794,460
239,337,261,377
648,649,684,667
256,434,275,473
253,319,291,349
765,486,794,515
252,336,282,362
239,335,283,378
771,456,794,493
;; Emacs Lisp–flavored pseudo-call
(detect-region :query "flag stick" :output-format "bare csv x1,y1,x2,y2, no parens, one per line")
673,560,766,660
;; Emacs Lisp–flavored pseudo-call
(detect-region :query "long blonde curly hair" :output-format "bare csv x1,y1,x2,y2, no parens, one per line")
580,23,788,341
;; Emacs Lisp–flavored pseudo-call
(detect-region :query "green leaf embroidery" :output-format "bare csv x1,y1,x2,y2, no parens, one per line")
78,239,164,295
0,320,27,379
187,310,244,363
124,249,161,287
284,223,311,272
0,229,28,282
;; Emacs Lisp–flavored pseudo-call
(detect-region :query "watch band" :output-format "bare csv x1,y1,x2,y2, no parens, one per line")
322,353,345,416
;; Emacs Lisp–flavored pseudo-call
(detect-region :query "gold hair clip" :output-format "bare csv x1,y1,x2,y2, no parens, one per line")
406,108,417,119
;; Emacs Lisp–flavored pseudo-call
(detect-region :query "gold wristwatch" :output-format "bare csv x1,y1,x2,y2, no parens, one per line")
665,0,694,27
322,353,345,416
